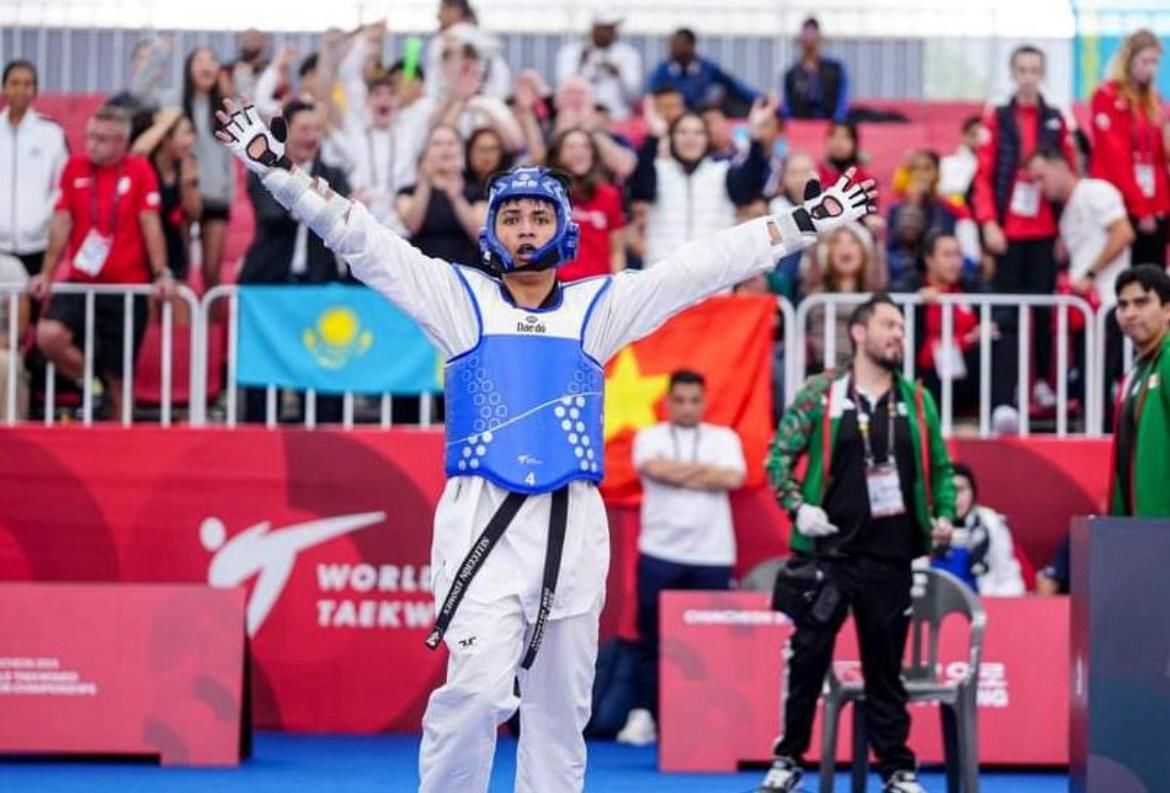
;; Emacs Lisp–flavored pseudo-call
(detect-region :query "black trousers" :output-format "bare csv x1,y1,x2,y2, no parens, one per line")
1129,215,1168,267
775,554,915,779
633,553,732,716
991,237,1057,408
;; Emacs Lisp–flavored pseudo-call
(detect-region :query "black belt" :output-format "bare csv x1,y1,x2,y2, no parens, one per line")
425,485,569,670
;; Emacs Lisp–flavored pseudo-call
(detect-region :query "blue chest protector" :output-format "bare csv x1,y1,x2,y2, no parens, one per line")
444,271,610,494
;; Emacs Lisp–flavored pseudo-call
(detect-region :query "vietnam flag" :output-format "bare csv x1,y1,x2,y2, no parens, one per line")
601,294,777,505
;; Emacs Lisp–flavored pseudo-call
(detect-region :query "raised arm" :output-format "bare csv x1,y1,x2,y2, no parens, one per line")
214,99,475,355
583,170,878,362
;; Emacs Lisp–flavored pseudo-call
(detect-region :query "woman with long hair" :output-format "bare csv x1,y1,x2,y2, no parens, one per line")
181,47,234,290
629,97,774,269
1091,29,1169,266
395,124,488,267
132,109,201,281
801,222,886,372
464,126,512,193
546,128,626,282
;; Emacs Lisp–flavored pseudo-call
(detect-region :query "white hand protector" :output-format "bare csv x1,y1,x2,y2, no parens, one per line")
214,100,290,176
793,167,878,237
795,504,840,538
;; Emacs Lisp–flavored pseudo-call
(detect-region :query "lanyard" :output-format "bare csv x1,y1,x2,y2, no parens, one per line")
851,381,896,466
365,126,396,192
670,425,701,463
89,163,125,236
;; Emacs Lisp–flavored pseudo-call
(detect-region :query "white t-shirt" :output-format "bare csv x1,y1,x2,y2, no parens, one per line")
1061,178,1131,300
0,253,28,342
633,421,746,566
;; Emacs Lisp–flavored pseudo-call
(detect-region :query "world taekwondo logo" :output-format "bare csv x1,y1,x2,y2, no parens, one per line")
200,512,385,636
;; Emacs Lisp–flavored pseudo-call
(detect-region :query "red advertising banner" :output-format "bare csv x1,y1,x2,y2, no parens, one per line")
659,591,1069,771
0,427,1103,739
0,427,449,732
0,583,245,766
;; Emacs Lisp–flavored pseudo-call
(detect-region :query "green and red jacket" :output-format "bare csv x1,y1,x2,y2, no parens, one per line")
1109,332,1170,517
767,368,957,555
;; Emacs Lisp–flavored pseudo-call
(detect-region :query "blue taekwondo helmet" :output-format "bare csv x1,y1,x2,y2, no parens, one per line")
478,166,580,273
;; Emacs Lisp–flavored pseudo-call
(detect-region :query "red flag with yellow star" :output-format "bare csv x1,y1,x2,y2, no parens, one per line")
601,294,776,505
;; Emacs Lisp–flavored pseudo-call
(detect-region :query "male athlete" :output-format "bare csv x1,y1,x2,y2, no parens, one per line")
215,97,876,792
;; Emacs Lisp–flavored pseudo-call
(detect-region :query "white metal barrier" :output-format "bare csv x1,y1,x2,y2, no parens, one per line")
0,283,1125,439
0,283,200,427
197,285,437,430
794,292,1098,439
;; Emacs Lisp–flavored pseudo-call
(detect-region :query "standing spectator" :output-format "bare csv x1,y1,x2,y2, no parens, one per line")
323,55,433,236
238,100,349,424
251,44,304,122
538,76,641,181
893,230,988,413
425,1,512,102
1029,145,1133,303
225,28,270,100
972,44,1076,429
239,101,349,285
116,36,173,112
1029,144,1135,415
132,109,201,282
432,36,523,151
0,253,30,419
781,17,849,122
818,122,874,196
547,128,626,282
930,463,1025,596
1090,29,1168,267
30,105,172,421
631,98,774,268
939,115,984,199
1108,265,1170,517
0,60,69,278
618,369,746,746
396,125,488,268
887,149,965,281
465,127,512,192
700,105,739,161
646,28,759,114
767,152,820,301
802,221,885,373
555,10,643,122
181,47,235,293
759,294,954,793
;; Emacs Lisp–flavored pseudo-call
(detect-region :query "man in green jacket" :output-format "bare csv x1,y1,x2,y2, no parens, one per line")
757,294,955,793
1110,264,1170,517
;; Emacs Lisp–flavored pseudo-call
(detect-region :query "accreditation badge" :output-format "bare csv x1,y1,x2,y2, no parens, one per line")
866,462,907,518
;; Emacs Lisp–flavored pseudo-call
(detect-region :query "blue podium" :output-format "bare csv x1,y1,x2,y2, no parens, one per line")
1070,517,1170,793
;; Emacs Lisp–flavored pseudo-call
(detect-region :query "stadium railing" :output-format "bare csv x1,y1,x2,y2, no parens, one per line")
794,292,1099,438
0,283,200,427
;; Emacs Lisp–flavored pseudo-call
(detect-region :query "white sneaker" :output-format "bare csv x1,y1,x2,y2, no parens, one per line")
883,770,927,793
992,405,1020,436
757,755,803,792
615,708,657,746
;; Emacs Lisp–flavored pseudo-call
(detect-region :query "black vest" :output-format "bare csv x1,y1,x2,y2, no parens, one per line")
993,96,1065,222
784,59,844,121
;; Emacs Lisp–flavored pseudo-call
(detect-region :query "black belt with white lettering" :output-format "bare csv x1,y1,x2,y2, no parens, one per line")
424,485,569,670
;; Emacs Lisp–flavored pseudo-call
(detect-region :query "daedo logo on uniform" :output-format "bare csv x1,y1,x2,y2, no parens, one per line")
516,314,546,334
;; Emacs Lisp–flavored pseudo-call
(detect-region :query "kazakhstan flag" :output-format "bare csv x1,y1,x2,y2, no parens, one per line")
236,284,441,394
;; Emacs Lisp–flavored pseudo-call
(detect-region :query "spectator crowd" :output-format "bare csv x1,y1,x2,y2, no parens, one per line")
0,5,1167,433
